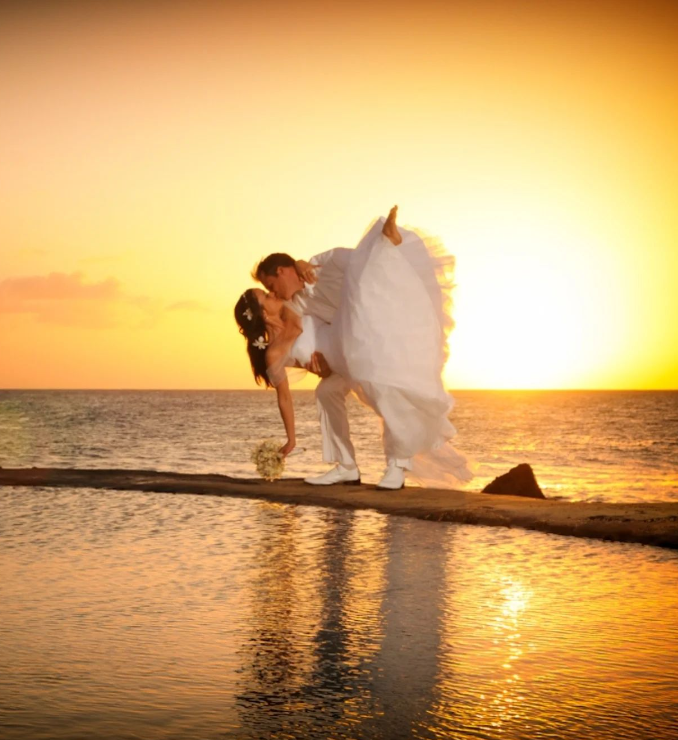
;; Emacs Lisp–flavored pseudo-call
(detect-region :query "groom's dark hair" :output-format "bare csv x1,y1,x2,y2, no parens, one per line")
252,252,295,282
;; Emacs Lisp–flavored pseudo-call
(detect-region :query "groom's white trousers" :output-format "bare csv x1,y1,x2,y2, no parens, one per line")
316,374,412,470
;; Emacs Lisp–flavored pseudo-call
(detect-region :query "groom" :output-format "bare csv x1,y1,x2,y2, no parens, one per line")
253,206,408,490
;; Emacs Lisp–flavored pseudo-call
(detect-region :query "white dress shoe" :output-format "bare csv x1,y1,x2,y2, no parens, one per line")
376,465,405,490
304,465,361,486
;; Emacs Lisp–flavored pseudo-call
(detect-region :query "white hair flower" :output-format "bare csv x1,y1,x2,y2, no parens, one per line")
243,308,253,321
252,336,268,350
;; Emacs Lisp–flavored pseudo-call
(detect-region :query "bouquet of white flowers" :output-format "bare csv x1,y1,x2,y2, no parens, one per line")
250,439,285,481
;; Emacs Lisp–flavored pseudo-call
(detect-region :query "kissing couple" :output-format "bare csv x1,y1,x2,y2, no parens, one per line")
235,206,472,490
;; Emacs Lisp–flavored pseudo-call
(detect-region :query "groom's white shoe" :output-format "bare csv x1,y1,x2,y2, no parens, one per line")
376,464,405,490
304,464,361,486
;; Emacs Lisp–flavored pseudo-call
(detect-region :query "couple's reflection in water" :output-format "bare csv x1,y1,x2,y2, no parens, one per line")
235,503,453,739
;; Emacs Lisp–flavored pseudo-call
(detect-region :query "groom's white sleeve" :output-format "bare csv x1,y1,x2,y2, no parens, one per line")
302,247,352,323
309,247,352,270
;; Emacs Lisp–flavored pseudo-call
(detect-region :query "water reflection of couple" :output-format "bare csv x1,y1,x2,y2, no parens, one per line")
234,206,472,490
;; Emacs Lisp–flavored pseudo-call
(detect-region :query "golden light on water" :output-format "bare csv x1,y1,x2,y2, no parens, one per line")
3,494,678,737
1,1,676,390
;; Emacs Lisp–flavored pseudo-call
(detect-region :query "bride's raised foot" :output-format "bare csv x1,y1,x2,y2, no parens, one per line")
382,205,402,245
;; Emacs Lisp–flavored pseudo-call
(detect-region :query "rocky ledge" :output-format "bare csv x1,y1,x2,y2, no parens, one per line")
1,467,677,550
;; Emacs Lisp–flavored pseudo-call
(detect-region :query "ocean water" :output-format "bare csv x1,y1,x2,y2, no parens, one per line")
1,389,677,502
1,390,678,739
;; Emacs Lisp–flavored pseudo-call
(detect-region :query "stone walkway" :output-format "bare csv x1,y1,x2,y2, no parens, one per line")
2,467,677,549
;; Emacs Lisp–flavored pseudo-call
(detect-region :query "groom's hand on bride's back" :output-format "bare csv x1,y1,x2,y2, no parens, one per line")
305,352,331,378
295,259,317,285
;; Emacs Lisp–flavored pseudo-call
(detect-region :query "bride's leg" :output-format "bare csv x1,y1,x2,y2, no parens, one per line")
382,205,402,245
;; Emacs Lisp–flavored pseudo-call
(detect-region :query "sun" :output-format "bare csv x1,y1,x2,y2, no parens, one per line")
442,211,626,390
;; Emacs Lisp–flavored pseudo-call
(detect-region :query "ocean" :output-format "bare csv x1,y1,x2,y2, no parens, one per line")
1,389,677,502
1,390,677,739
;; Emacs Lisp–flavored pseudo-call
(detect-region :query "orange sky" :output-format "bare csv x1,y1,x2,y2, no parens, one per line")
1,0,676,389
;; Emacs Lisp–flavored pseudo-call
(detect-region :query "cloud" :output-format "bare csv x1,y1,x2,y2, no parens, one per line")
0,271,214,329
0,271,147,328
0,272,121,302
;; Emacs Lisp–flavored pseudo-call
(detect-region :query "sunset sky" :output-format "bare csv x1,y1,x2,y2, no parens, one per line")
1,0,676,390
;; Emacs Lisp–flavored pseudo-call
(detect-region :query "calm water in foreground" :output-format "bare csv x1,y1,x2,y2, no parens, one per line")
1,391,677,738
1,488,677,740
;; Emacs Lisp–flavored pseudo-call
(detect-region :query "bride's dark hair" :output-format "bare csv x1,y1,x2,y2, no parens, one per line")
234,289,272,388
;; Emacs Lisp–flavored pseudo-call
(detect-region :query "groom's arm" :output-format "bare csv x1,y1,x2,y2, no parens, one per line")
295,247,351,286
305,351,332,378
294,259,316,284
309,247,352,270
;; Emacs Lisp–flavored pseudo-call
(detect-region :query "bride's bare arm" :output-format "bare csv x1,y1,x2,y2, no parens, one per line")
265,343,297,456
274,377,296,456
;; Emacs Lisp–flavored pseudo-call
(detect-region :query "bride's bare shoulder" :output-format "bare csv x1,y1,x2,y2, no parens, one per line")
265,340,287,367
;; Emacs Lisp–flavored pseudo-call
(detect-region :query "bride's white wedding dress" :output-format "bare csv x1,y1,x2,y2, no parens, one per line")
272,217,473,488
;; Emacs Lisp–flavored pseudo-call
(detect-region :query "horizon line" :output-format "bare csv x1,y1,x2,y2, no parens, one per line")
1,387,677,393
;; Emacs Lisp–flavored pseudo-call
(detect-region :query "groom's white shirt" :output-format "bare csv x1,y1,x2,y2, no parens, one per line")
288,247,352,324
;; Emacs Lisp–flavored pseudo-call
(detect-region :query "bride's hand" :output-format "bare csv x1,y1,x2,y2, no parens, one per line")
295,260,317,284
279,438,296,457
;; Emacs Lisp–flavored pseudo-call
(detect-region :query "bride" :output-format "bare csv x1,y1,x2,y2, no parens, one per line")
234,209,472,489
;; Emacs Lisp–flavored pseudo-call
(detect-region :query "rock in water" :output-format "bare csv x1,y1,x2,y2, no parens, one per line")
482,463,545,499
